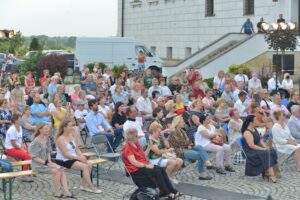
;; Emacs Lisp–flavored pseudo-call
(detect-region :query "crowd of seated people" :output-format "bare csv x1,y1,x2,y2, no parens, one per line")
0,63,299,198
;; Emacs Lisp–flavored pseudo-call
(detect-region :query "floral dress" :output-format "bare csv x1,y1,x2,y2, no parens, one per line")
0,108,12,138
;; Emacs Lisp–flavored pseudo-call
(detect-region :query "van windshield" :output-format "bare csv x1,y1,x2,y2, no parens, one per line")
135,46,153,57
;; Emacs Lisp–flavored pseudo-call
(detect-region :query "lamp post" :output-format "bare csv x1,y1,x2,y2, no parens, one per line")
262,22,297,90
0,30,14,40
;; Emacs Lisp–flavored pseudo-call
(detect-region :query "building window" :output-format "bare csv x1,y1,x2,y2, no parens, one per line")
150,46,156,55
244,0,254,15
205,0,214,17
185,47,192,58
167,47,173,59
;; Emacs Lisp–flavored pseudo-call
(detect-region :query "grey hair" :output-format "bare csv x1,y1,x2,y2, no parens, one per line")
124,128,138,142
291,105,300,114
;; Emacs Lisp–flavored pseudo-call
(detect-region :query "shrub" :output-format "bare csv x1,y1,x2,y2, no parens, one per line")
87,62,108,73
36,54,68,78
112,64,127,78
18,52,42,86
203,78,214,88
228,64,251,77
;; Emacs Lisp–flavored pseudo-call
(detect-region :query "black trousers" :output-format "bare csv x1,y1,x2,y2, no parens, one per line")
130,166,177,196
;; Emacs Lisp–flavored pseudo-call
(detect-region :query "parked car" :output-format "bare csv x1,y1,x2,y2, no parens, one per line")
76,37,162,72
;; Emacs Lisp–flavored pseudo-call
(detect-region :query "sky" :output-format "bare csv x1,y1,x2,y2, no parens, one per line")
0,0,118,37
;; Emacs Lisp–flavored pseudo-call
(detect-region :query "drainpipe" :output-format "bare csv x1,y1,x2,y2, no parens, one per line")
121,0,125,37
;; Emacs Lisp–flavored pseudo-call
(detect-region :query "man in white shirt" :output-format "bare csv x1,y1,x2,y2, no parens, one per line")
234,91,250,120
148,78,162,98
233,81,248,102
136,88,152,120
74,100,89,130
248,72,262,93
123,106,146,147
267,72,281,92
234,67,248,88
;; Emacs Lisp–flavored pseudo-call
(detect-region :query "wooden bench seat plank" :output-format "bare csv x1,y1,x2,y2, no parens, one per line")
0,170,35,179
88,158,107,165
82,152,96,157
11,160,31,167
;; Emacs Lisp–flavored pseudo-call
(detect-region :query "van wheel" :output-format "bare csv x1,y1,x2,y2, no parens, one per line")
67,68,73,76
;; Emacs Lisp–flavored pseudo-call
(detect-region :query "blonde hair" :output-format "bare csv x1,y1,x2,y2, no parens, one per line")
172,116,183,129
215,98,226,107
148,122,163,135
165,100,175,111
33,122,50,139
191,99,200,108
124,128,138,142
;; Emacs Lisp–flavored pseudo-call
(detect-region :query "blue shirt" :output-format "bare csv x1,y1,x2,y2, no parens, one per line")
112,93,126,104
85,111,112,136
31,103,51,124
243,21,253,31
48,83,57,99
85,82,97,93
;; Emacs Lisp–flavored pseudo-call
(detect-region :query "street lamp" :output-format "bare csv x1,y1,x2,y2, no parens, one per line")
0,30,14,40
262,22,297,90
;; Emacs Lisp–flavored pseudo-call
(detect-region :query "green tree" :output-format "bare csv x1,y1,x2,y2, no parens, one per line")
264,26,298,74
29,37,40,50
0,31,25,55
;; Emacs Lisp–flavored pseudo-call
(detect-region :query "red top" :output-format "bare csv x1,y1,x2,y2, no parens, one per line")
26,77,35,87
122,142,149,173
188,73,199,86
40,76,47,87
192,87,204,98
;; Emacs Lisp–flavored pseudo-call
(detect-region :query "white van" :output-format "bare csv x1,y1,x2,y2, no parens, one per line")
76,37,162,72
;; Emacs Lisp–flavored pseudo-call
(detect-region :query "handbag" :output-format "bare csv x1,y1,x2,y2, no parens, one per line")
162,152,177,159
211,133,226,146
130,187,159,200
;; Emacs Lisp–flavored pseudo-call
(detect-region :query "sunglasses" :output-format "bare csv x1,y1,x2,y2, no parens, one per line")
69,142,76,149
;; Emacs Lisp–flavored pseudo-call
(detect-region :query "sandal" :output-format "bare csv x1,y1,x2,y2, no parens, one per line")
167,193,177,200
175,192,183,197
62,193,76,199
54,194,63,198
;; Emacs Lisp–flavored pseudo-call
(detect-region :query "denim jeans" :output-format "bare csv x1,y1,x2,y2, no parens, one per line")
104,128,123,152
184,145,209,173
0,159,13,172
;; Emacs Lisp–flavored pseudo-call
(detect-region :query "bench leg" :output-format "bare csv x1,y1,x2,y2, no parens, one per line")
2,179,6,200
8,178,12,200
90,169,93,185
96,164,99,187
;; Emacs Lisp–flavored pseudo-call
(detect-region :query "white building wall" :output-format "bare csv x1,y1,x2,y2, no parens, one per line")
118,0,294,60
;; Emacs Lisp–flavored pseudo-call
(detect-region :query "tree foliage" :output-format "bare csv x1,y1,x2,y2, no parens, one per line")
29,37,41,50
264,28,298,52
0,31,26,55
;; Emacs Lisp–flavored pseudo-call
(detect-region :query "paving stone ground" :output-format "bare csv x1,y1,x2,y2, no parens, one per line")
10,173,206,200
6,153,299,200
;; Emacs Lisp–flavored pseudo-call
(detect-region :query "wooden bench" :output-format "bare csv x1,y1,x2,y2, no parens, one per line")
0,170,36,200
11,160,31,168
82,152,96,158
88,158,107,187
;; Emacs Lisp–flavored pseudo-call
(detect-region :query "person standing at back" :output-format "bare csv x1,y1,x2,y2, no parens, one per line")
277,14,285,23
240,18,255,35
138,50,146,75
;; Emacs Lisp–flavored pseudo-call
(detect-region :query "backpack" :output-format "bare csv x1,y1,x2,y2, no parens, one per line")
130,187,159,200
